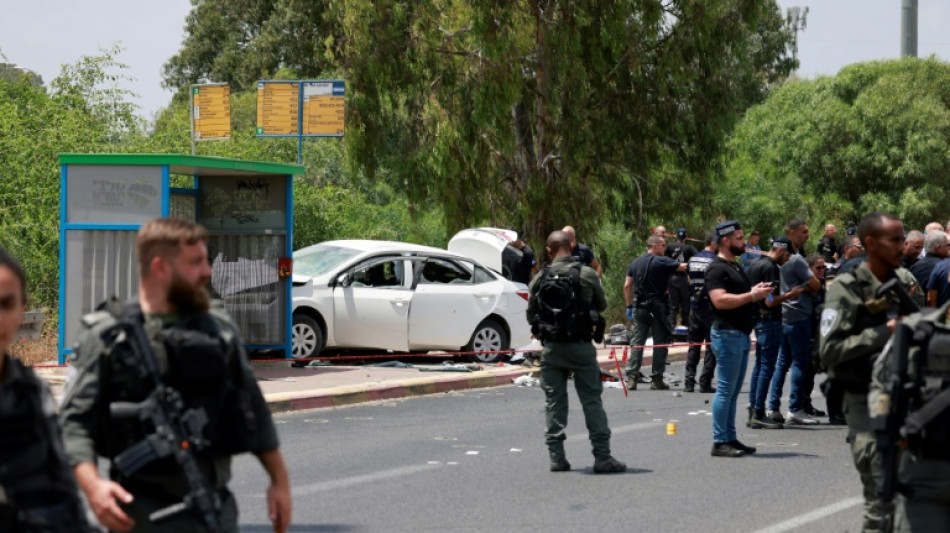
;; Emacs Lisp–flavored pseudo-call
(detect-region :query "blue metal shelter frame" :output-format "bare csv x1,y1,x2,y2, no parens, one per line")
58,154,305,363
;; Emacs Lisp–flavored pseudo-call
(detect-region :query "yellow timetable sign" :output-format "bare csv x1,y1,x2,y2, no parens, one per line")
191,84,231,140
256,82,300,135
303,82,344,136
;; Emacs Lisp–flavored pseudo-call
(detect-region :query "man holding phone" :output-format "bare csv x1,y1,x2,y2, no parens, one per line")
767,219,823,425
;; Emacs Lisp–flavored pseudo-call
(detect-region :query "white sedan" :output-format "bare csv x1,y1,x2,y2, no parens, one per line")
291,240,532,363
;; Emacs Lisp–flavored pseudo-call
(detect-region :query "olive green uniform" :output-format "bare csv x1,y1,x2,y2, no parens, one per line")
527,257,611,461
819,263,920,532
870,306,950,532
59,301,279,532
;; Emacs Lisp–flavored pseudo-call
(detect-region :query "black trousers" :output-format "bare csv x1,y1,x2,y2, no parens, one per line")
685,305,716,387
668,274,690,328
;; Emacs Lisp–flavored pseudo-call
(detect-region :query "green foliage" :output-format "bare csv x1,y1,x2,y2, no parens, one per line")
717,57,950,245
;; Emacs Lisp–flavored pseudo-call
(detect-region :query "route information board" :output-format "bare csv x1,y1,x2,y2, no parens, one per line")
256,82,300,136
191,84,231,140
302,81,345,136
256,80,344,138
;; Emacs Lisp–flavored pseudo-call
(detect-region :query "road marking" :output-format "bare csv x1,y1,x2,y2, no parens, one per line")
291,464,441,497
566,422,660,441
747,496,863,533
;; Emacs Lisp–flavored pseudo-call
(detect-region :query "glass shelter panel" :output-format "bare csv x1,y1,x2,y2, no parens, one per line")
66,165,163,223
64,230,139,347
199,175,286,232
170,193,197,222
208,234,287,345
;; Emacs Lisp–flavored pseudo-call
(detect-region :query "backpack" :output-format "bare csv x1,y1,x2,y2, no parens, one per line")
533,263,591,343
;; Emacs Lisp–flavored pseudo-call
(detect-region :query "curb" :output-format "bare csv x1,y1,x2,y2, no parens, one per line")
264,347,689,413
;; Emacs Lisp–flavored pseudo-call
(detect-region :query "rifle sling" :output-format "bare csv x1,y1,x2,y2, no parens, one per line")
901,386,950,437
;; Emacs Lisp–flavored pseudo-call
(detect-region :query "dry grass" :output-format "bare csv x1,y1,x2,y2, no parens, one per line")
10,327,59,366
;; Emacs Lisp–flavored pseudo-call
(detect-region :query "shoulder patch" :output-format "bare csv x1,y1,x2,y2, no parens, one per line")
820,308,839,337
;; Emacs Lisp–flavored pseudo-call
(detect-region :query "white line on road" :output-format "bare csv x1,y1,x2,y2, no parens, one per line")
290,464,442,497
747,497,863,533
566,422,660,441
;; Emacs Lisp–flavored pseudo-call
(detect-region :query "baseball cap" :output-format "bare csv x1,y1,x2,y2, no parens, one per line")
715,220,741,238
770,236,792,250
676,227,687,239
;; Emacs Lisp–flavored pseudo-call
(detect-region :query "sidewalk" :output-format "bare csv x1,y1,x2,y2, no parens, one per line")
36,345,690,413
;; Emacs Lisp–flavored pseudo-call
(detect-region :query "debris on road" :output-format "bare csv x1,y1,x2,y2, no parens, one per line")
373,360,414,368
512,375,541,387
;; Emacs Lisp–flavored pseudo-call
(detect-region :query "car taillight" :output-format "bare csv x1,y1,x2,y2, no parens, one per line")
517,290,529,301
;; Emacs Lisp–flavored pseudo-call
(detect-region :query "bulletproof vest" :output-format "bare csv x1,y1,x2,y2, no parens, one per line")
687,254,714,306
0,359,79,509
826,268,896,385
531,263,593,343
905,323,950,457
88,301,261,466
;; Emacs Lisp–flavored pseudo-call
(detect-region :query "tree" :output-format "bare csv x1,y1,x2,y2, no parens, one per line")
716,57,950,236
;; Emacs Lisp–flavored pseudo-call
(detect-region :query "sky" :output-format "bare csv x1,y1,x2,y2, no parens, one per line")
1,1,948,120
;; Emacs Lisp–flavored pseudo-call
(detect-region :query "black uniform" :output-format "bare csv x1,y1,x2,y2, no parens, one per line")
666,240,696,328
1,355,92,533
684,250,717,390
818,235,838,264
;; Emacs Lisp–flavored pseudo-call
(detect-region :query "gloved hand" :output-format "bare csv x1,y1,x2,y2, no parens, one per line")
625,305,634,320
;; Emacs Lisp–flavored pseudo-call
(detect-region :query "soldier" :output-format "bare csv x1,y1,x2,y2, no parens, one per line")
0,247,93,532
683,231,718,393
526,230,625,473
624,234,687,390
870,306,950,531
820,212,921,533
60,218,291,533
666,227,697,328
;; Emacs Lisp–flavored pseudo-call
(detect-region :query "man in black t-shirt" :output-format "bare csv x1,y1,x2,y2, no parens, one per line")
705,220,773,458
666,227,697,329
818,224,839,264
745,236,803,430
623,235,686,390
563,226,602,276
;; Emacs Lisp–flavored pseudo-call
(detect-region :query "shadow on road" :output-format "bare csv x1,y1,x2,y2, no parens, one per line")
750,452,821,459
578,467,654,475
240,524,357,532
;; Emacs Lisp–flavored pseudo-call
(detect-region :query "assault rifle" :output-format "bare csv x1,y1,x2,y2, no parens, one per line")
867,277,920,318
108,315,221,532
872,322,914,531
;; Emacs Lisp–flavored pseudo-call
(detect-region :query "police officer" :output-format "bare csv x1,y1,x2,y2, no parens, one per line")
59,218,291,533
666,227,697,328
562,225,602,276
683,231,718,393
526,230,625,474
624,234,687,391
818,224,839,264
0,247,92,533
820,212,921,533
870,306,950,531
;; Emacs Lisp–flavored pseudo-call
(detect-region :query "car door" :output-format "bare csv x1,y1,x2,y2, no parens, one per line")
332,257,411,351
407,257,502,349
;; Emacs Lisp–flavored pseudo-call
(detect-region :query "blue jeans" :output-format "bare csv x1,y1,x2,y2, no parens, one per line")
768,320,812,413
749,321,781,413
711,327,750,443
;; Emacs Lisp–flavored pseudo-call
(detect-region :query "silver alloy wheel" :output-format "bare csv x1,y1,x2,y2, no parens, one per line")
472,326,502,352
292,321,319,358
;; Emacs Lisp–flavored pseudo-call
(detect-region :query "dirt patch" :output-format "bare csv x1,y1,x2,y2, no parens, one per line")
10,329,59,366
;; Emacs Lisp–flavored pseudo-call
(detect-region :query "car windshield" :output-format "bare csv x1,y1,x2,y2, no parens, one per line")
294,244,361,277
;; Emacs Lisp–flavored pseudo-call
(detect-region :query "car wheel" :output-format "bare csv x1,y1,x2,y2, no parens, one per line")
292,314,324,359
464,319,508,363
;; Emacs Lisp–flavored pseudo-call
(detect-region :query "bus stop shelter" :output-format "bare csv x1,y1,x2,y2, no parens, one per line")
58,153,305,363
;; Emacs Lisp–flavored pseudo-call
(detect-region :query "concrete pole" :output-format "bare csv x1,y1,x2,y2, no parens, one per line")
901,0,918,57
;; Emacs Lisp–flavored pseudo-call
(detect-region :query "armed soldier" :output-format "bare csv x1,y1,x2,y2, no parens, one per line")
869,305,950,531
819,212,922,533
527,230,624,474
60,218,291,533
0,247,93,533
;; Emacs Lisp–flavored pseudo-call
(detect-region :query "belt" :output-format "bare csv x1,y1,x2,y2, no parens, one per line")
756,314,782,323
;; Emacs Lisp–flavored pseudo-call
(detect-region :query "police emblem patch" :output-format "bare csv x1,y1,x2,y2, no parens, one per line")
820,308,838,337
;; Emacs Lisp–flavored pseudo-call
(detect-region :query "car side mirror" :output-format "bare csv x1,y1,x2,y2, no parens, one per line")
336,273,352,288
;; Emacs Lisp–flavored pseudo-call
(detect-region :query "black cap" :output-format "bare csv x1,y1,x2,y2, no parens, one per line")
770,236,792,250
715,220,741,238
676,227,687,239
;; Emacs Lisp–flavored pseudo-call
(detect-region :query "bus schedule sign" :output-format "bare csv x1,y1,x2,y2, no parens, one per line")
191,84,231,140
256,80,344,138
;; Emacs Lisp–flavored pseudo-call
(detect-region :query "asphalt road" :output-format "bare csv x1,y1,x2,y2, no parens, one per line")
229,360,865,532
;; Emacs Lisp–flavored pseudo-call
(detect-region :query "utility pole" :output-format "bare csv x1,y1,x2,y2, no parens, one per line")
901,0,918,57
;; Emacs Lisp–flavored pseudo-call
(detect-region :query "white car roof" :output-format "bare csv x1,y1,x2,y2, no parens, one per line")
296,239,468,260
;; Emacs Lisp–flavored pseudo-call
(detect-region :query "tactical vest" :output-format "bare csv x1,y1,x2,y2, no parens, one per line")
83,301,262,483
0,358,84,514
531,263,594,343
903,316,950,459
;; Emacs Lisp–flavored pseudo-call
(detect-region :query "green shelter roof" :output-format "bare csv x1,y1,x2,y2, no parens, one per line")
59,153,305,177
